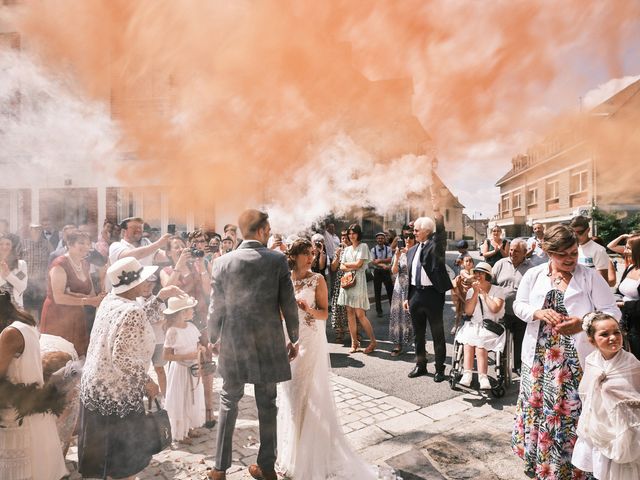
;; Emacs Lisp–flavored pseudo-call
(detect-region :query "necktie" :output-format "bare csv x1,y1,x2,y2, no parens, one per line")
414,243,424,286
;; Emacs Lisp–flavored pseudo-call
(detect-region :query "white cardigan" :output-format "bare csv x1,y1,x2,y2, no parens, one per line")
513,262,621,368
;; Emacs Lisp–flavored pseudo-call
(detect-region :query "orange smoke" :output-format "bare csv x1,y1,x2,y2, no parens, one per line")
9,0,640,220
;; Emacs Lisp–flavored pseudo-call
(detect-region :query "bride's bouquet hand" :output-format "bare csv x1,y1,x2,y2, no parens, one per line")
296,299,310,312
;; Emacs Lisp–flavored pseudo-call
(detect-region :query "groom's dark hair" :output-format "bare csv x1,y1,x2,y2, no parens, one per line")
238,209,269,237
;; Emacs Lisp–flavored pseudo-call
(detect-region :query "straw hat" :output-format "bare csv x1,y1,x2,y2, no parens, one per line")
473,261,493,279
107,257,158,294
163,295,198,315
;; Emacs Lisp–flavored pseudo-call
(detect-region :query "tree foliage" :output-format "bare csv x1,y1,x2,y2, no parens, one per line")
591,207,637,244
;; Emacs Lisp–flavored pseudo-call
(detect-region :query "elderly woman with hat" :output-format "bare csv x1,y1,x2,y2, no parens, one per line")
78,257,184,480
454,261,506,390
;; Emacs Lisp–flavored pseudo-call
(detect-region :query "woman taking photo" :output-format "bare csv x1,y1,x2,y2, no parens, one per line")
329,230,350,344
40,231,104,356
0,233,28,308
79,257,182,480
511,225,621,480
337,224,377,354
388,233,415,356
0,292,67,480
482,226,510,267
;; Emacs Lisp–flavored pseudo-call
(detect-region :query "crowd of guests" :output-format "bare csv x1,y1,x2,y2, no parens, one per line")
1,210,640,479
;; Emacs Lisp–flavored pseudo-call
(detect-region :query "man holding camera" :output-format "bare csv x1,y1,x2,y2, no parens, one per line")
371,232,394,318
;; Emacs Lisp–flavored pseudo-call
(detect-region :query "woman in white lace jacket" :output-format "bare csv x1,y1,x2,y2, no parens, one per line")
78,257,183,480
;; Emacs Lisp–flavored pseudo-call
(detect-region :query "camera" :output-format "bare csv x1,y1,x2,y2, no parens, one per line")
190,247,205,258
397,238,406,249
167,224,176,235
208,244,219,253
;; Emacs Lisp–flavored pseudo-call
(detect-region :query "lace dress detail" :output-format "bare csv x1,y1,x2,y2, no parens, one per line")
80,293,155,418
293,274,319,328
277,273,377,479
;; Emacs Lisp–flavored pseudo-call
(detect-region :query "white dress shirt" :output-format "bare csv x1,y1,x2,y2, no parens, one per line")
410,243,433,287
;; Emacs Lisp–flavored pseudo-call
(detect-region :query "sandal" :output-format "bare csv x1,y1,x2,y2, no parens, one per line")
390,345,402,357
363,341,377,355
204,409,216,429
349,341,360,353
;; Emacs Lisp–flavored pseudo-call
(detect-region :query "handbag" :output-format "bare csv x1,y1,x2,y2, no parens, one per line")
340,271,357,289
189,349,217,378
143,398,172,455
479,297,505,336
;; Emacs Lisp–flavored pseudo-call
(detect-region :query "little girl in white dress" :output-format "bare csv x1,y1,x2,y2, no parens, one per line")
163,295,206,444
572,312,640,480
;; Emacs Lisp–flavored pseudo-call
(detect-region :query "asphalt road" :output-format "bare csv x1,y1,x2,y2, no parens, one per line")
327,250,510,409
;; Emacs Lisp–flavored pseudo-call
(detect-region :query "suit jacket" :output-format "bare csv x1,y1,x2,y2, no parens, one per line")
208,240,299,384
406,214,453,296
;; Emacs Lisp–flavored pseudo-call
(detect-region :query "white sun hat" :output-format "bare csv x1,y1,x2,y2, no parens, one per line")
163,295,198,315
107,257,158,294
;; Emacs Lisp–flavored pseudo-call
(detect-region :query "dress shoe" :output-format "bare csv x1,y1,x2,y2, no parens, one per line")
248,464,277,480
207,469,226,480
408,365,428,378
433,371,447,383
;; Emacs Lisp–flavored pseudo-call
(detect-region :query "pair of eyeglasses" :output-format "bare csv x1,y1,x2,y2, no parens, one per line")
573,228,588,235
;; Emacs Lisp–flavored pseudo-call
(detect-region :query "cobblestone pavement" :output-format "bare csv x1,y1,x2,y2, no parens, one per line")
65,374,530,480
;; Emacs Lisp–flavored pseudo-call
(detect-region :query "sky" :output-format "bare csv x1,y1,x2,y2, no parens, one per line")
441,72,640,219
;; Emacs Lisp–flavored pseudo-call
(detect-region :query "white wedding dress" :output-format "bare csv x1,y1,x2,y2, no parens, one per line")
277,273,378,480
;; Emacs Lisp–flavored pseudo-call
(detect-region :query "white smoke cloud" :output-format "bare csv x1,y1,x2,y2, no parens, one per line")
266,133,433,233
0,51,121,188
582,75,640,110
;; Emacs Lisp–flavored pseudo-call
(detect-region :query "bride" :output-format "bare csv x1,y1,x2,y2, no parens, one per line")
277,239,378,479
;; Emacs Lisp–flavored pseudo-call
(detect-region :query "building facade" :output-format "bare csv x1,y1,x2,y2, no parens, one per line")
493,80,640,237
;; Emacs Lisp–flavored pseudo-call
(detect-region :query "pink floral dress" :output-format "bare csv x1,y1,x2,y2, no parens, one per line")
511,289,593,480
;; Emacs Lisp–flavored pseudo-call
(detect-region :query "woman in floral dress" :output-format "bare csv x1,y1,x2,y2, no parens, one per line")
511,225,621,480
329,230,350,344
388,233,415,356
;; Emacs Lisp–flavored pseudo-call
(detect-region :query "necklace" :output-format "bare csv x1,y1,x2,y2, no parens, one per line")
67,255,84,273
550,271,571,286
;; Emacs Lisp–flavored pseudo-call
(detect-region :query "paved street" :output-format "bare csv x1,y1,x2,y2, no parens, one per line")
65,374,529,480
64,257,530,480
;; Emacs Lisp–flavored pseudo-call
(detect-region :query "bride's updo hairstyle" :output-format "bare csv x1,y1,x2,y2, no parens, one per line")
542,224,577,254
287,238,312,270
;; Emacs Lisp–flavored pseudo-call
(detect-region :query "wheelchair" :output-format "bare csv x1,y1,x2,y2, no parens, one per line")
448,326,513,398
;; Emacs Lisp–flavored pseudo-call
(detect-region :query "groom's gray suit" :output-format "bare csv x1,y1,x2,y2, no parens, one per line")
208,240,299,472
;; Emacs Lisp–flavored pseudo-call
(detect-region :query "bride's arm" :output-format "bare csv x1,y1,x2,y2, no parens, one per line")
301,276,328,321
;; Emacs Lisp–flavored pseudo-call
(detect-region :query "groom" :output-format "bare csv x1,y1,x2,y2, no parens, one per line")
207,209,299,480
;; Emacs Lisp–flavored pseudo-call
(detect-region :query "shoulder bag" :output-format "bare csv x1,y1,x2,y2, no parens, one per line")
479,296,505,336
143,398,172,455
341,270,357,289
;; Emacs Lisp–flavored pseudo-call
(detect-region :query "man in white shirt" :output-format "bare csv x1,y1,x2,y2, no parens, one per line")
109,217,170,266
570,216,609,284
526,223,548,265
370,232,393,317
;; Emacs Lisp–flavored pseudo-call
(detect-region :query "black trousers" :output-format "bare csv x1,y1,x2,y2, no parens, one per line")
504,313,526,370
373,269,394,313
408,287,446,372
215,379,277,472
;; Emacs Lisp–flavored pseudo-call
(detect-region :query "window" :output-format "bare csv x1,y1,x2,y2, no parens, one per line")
571,170,588,194
501,194,510,213
445,209,450,222
447,231,455,240
527,188,538,205
546,180,559,201
513,192,522,209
